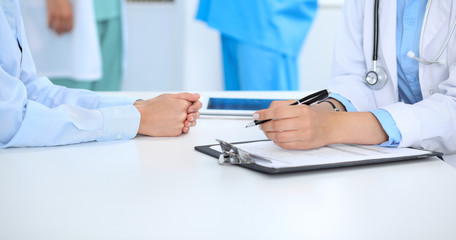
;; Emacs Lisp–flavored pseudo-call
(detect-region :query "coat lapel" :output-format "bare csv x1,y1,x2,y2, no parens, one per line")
422,0,451,54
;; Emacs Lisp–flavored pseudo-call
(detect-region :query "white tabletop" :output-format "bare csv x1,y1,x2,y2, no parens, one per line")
1,92,456,240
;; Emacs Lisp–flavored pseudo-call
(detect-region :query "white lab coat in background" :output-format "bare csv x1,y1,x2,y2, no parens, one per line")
329,0,456,164
18,0,101,81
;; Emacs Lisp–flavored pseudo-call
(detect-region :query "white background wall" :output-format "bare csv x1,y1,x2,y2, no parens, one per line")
122,2,183,91
122,0,344,92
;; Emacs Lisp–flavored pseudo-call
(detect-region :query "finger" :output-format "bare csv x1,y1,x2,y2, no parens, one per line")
260,117,304,132
174,92,201,102
254,100,302,120
67,12,74,32
186,113,198,121
256,104,310,122
54,18,64,34
49,18,58,33
265,130,311,144
186,114,194,122
184,120,192,127
48,15,54,29
188,101,202,113
184,120,197,128
182,127,190,134
61,20,72,33
61,12,73,33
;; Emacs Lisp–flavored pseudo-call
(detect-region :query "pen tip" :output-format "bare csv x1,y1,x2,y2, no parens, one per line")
245,122,255,128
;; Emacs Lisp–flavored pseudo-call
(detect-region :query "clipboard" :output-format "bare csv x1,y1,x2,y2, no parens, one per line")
194,139,443,174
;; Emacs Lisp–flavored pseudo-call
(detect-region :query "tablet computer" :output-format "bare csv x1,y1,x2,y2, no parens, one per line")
200,96,284,116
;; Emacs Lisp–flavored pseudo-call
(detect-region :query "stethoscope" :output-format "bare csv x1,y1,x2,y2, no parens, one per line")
365,0,456,90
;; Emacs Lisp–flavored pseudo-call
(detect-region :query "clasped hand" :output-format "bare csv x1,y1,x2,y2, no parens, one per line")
134,93,202,137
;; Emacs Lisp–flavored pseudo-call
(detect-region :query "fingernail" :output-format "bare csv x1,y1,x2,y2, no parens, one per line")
189,108,194,112
253,113,259,120
189,116,194,121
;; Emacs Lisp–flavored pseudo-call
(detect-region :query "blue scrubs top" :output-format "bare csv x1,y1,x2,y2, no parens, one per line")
197,0,318,56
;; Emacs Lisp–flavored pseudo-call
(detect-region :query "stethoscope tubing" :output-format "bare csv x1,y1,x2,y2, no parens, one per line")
373,0,379,61
415,0,456,65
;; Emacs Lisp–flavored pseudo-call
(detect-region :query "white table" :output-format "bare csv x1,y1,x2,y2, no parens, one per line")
1,92,456,240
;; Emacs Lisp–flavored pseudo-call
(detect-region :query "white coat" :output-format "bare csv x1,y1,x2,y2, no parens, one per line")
328,0,456,164
18,0,101,80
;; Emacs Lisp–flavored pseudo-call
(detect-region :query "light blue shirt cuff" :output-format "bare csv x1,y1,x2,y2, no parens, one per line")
370,109,402,147
98,96,137,108
97,105,141,141
329,93,357,112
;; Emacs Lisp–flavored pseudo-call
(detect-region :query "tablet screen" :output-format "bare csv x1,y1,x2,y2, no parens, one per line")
207,98,280,111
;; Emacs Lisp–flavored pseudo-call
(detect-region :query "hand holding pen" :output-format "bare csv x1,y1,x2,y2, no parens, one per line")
245,89,329,128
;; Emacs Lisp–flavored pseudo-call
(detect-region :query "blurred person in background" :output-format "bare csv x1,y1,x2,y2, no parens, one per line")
197,0,318,91
20,0,125,91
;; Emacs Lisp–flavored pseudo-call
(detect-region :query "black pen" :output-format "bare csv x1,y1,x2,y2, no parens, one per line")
245,89,329,128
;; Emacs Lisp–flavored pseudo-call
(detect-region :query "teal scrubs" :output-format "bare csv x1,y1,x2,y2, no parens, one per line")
197,0,318,90
52,0,123,91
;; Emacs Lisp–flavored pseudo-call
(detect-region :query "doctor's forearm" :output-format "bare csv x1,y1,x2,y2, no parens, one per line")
316,98,388,145
325,112,388,145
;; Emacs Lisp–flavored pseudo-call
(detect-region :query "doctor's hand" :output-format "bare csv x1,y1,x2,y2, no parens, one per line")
134,93,201,137
255,100,334,150
47,0,73,35
255,100,390,149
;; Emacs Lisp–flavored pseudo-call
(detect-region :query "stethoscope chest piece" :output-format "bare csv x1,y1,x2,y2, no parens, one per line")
365,66,388,90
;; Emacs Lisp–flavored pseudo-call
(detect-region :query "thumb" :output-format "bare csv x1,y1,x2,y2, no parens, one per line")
268,100,295,108
174,92,201,102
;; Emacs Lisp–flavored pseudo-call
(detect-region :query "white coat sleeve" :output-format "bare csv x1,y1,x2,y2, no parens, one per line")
381,79,456,154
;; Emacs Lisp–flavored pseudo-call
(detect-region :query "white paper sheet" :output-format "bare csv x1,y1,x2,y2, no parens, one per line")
211,141,431,169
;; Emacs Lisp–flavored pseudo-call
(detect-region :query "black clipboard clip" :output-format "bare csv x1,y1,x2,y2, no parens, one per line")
216,139,255,165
